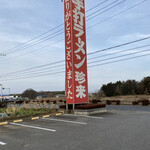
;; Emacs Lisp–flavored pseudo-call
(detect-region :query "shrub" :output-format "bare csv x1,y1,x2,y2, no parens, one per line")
25,101,30,104
0,101,6,108
116,100,120,105
76,104,106,109
91,99,99,104
106,100,111,105
138,100,143,103
46,100,50,103
53,101,56,104
141,99,150,106
138,99,150,106
0,108,6,113
4,102,54,117
132,101,139,105
59,105,66,109
16,100,24,104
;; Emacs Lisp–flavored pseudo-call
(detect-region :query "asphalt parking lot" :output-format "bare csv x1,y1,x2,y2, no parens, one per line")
0,106,150,150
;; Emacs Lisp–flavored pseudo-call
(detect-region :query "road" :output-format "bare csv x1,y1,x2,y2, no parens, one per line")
0,106,150,150
107,105,150,111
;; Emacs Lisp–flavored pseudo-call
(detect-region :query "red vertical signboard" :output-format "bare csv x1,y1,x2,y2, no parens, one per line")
64,0,88,104
64,0,74,104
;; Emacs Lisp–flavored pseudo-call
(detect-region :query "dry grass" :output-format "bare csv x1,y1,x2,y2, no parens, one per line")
89,95,150,105
2,102,56,117
90,95,149,101
37,97,65,102
35,95,150,105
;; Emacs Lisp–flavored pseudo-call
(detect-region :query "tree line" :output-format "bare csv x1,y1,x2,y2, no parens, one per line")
21,89,65,99
99,76,150,97
21,77,150,99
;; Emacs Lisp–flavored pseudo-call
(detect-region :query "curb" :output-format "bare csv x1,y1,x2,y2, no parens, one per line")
0,122,8,125
13,119,23,123
56,113,62,116
0,113,63,126
31,117,40,120
43,115,50,118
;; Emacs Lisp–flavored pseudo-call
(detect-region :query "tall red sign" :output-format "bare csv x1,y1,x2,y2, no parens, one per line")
64,0,88,104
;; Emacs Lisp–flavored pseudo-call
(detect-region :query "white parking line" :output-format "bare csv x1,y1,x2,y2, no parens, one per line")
63,114,103,119
42,118,87,125
84,116,103,119
0,141,6,145
10,122,56,132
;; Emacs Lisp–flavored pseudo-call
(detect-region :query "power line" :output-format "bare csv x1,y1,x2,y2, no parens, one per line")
86,0,109,12
87,0,125,20
0,0,148,80
0,70,65,81
0,60,65,77
0,0,145,65
1,45,150,79
0,38,64,65
2,23,64,54
2,0,110,54
1,36,150,78
0,36,149,76
87,0,148,30
88,48,150,65
88,44,150,60
8,30,64,55
4,0,146,59
8,29,64,55
88,53,150,68
2,43,150,78
0,64,65,78
1,52,150,81
0,68,65,80
3,0,125,56
87,36,150,55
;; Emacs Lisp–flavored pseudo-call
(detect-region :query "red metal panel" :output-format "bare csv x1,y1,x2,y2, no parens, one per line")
71,0,88,104
64,0,88,104
64,0,74,104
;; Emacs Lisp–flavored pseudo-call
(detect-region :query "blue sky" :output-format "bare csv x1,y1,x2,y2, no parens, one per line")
0,0,150,94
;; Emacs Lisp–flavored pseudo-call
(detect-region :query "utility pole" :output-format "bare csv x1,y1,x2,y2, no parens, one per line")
0,84,2,101
2,87,10,96
0,53,6,56
8,88,10,96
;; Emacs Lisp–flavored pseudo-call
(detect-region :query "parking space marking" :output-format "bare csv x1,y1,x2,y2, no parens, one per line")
42,118,87,125
10,122,56,132
63,114,103,119
0,141,6,145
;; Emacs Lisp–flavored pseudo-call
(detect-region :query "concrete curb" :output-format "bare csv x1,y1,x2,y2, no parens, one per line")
0,112,63,126
0,122,8,125
56,113,62,116
74,108,107,115
31,117,40,120
13,119,23,123
43,115,50,118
